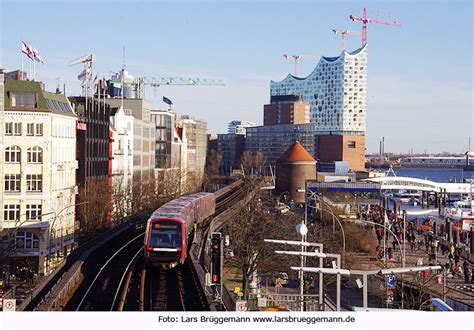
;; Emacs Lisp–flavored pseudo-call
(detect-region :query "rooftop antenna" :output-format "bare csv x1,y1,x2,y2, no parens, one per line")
55,77,61,94
122,45,126,71
121,45,125,109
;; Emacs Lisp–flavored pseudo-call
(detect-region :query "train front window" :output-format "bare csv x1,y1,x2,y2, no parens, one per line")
149,221,182,248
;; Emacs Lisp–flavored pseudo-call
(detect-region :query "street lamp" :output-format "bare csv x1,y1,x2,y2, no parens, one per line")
346,218,403,266
47,201,88,273
278,250,342,311
298,187,346,253
264,239,325,311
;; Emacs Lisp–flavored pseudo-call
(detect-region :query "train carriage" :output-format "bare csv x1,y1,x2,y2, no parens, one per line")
144,192,215,268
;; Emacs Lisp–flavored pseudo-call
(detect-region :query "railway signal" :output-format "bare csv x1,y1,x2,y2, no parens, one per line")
210,232,222,285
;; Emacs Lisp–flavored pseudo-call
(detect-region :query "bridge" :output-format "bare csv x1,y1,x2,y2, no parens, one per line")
363,176,472,194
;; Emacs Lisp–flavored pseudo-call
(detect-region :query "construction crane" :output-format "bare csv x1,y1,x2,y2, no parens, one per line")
283,54,320,76
350,7,401,47
332,29,362,51
69,54,95,95
108,70,225,99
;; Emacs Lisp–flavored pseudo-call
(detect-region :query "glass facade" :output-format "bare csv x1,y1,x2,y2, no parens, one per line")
270,46,367,132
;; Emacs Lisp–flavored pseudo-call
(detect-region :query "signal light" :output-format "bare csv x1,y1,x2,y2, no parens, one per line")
210,232,222,285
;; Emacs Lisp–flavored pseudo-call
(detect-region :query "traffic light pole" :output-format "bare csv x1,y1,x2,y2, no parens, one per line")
220,234,224,310
210,232,223,309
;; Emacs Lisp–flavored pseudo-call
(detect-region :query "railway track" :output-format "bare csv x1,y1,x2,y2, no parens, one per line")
65,232,144,311
66,181,245,312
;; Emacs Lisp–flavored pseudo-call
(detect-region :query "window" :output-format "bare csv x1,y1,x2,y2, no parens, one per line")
35,123,43,136
27,123,34,136
27,146,43,163
14,231,39,249
5,122,13,135
5,174,20,192
14,123,22,136
5,122,21,135
11,93,36,108
5,146,21,163
347,141,356,148
26,204,42,220
4,204,20,221
26,174,42,192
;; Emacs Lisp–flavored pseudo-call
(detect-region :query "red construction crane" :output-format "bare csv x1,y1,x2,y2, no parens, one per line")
350,7,401,47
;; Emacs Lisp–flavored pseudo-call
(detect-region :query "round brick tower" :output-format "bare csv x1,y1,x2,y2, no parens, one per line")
276,141,317,204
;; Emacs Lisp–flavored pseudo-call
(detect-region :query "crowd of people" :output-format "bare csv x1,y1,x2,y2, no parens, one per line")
363,204,473,284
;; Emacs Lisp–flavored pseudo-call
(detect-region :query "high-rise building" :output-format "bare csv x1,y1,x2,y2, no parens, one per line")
246,46,367,171
180,116,208,189
69,97,112,186
109,106,134,188
1,79,77,275
270,46,367,132
263,95,310,126
214,134,246,175
227,120,256,136
150,109,187,190
103,98,155,180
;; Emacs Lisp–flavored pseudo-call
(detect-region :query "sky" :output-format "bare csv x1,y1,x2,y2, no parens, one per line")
1,0,472,154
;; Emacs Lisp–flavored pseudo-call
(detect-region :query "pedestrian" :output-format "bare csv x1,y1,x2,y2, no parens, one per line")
450,263,456,276
457,264,463,278
441,244,447,256
392,240,396,251
454,254,460,267
388,247,393,260
462,261,470,283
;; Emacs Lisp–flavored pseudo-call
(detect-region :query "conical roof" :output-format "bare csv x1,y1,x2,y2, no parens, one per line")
278,141,316,163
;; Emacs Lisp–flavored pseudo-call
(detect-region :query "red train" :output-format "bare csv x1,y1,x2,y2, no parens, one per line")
144,192,216,268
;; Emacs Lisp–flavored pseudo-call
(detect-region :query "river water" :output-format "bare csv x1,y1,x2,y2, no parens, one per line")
388,167,474,183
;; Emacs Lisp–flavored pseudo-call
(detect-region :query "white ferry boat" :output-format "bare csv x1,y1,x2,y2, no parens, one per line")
444,198,474,231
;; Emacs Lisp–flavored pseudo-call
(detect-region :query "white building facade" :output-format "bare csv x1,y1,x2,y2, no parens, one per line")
1,79,77,275
110,106,134,187
270,45,368,133
227,120,257,136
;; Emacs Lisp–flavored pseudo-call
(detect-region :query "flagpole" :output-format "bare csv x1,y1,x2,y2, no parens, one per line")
21,52,24,80
33,57,36,81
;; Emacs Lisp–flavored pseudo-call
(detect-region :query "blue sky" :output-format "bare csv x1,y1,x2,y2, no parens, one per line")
1,0,472,153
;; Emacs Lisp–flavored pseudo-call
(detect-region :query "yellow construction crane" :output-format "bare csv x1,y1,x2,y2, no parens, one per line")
283,54,320,76
332,29,363,51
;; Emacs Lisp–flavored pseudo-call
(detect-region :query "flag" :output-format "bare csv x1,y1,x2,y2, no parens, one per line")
101,78,108,93
93,74,98,94
32,47,44,64
21,41,34,60
163,96,173,105
78,69,87,82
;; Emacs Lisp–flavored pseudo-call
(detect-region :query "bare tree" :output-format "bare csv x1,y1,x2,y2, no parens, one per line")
77,179,113,241
240,151,253,177
254,151,267,175
223,181,300,299
203,149,222,190
111,175,132,224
